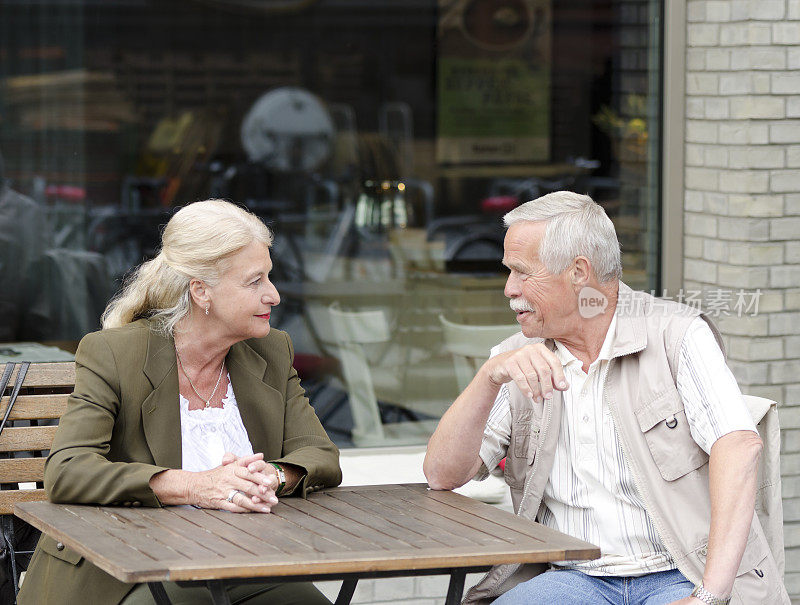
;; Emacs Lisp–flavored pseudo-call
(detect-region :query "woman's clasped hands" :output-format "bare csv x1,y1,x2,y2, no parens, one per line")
189,452,279,513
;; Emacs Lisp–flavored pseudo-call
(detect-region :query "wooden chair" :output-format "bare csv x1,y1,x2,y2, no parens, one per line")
439,315,519,391
0,361,73,600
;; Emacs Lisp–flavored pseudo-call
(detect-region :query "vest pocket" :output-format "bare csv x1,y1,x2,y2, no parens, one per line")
634,391,707,481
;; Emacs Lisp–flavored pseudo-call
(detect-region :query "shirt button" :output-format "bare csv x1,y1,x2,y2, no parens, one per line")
583,415,589,423
56,542,65,551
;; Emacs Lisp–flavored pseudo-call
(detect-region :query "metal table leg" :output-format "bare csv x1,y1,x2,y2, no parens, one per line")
206,580,232,605
147,582,173,605
445,569,467,605
336,578,359,605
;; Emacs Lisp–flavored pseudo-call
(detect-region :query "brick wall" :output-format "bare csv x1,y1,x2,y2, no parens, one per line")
683,0,800,595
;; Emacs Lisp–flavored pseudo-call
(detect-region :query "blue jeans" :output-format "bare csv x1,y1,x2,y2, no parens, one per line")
492,568,693,605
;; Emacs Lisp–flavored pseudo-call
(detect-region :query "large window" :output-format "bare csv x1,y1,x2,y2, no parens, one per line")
0,0,662,447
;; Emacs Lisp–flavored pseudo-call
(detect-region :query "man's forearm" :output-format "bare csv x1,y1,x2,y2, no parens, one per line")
424,365,502,490
701,430,763,598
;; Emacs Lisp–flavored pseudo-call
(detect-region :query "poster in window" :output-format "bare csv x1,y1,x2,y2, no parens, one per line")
437,0,551,164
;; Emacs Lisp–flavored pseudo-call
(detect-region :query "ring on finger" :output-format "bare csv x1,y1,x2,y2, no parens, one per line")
226,489,239,503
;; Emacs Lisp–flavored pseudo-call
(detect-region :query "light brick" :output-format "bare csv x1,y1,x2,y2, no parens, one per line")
728,241,784,264
727,194,784,218
787,385,800,406
718,122,748,144
773,73,800,95
687,73,719,95
685,235,703,257
785,194,800,215
786,289,800,310
684,212,718,237
730,96,785,119
687,49,706,71
769,121,800,144
686,167,719,190
771,266,800,288
686,143,704,166
753,291,785,313
718,170,769,193
718,265,769,288
728,335,784,360
787,97,800,118
770,170,800,193
790,0,800,19
685,190,704,212
770,312,800,336
787,146,800,168
705,0,731,21
685,258,718,282
687,0,707,22
747,147,785,169
717,314,769,336
753,73,771,94
748,123,769,144
702,238,728,262
774,22,800,45
704,192,728,213
686,120,718,144
705,48,730,70
718,216,770,241
719,73,751,94
729,359,770,383
750,0,785,19
730,1,750,20
781,409,800,431
785,498,800,522
720,23,748,46
787,241,800,263
784,476,800,500
729,48,750,70
745,384,783,401
748,47,787,70
688,23,720,46
771,217,800,240
772,361,800,384
790,47,800,69
786,335,800,358
704,97,729,119
749,22,773,44
686,98,705,119
786,570,800,594
783,430,800,454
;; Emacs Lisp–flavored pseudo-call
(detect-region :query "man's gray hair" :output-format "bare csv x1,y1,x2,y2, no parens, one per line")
503,191,622,282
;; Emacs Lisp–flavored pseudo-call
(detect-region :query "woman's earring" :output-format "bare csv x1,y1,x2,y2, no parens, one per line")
205,305,210,316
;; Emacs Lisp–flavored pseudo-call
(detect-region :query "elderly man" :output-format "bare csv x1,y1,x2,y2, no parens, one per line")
424,192,787,605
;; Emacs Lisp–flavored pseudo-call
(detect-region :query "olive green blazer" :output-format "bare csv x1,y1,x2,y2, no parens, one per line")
18,319,342,605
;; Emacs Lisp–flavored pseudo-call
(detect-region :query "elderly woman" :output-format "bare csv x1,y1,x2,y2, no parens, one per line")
19,199,342,605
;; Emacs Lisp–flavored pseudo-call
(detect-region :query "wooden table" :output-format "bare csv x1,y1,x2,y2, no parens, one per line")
16,484,599,605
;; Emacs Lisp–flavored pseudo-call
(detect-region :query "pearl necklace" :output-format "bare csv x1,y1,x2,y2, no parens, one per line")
175,346,225,409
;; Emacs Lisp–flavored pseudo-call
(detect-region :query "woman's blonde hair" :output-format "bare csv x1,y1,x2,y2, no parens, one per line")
101,199,273,335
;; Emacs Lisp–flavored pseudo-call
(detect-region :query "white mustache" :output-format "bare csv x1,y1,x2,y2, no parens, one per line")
510,298,535,313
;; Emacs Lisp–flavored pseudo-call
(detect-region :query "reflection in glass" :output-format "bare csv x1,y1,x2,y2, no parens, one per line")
0,0,662,447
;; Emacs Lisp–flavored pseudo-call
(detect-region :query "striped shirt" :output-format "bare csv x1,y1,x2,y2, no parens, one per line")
478,316,757,576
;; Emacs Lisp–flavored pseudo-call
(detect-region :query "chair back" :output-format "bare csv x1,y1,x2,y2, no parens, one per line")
0,362,73,514
306,304,390,444
439,315,519,391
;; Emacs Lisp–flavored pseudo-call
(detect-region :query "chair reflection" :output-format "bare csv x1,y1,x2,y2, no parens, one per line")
439,315,519,391
306,303,440,447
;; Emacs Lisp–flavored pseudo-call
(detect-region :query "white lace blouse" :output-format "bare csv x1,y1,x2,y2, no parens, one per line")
179,373,255,472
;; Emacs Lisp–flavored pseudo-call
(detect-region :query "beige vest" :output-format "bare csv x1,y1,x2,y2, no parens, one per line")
464,284,788,604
